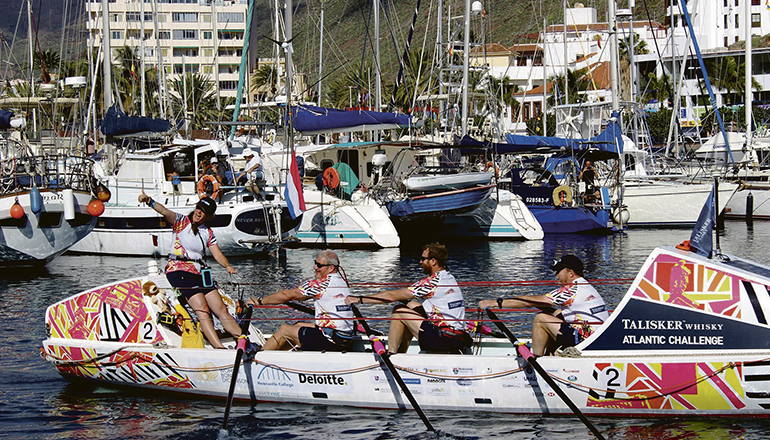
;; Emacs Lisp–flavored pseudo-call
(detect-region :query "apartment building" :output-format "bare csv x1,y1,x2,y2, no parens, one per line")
86,0,257,103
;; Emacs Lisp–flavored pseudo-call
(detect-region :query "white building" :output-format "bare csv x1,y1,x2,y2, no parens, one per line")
86,0,258,106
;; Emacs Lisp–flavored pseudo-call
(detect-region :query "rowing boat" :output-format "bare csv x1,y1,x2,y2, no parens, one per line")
41,243,770,416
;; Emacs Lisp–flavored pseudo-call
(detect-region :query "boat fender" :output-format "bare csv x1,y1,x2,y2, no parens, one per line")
10,199,24,219
88,199,105,216
30,187,42,214
96,184,111,202
552,185,573,207
323,167,340,190
63,189,75,221
197,174,220,199
612,207,630,225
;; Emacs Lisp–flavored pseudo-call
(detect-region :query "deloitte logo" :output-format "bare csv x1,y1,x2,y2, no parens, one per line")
298,373,347,386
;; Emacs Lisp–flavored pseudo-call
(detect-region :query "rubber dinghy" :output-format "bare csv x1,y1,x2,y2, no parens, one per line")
41,244,770,416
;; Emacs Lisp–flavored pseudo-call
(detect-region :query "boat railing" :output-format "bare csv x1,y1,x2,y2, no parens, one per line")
0,153,97,196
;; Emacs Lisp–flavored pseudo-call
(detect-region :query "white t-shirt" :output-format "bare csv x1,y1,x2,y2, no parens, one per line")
245,155,263,181
299,272,354,332
166,213,215,274
408,270,466,331
546,277,608,337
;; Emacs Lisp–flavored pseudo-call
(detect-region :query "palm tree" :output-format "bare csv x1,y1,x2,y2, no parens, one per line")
113,46,142,114
169,72,219,132
640,72,671,106
251,64,279,101
618,33,649,101
703,56,761,106
33,49,61,83
547,68,590,106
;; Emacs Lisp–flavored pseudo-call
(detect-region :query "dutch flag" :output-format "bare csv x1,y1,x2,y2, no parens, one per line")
285,154,306,219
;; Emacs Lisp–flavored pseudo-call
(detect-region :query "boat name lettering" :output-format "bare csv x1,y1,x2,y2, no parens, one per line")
622,334,725,346
297,373,346,386
41,193,63,202
525,197,550,204
622,319,724,331
325,215,341,226
622,319,684,330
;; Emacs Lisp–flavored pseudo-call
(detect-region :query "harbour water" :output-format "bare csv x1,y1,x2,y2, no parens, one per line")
2,221,770,439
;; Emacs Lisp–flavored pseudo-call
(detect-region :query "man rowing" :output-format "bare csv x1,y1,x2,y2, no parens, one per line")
346,242,471,354
479,255,608,356
247,250,355,351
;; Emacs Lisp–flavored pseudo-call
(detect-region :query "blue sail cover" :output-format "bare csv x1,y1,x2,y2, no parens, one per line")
459,115,624,159
292,105,411,135
0,110,13,129
101,105,172,136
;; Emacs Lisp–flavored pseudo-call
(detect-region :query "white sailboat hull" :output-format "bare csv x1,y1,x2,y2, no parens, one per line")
622,180,737,227
0,190,97,264
295,190,399,248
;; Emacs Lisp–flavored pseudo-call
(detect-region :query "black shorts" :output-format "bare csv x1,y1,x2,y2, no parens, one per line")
555,322,580,348
418,321,471,354
166,270,211,300
298,326,345,352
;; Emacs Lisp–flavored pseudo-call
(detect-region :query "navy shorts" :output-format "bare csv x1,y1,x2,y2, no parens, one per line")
298,326,345,352
166,270,211,300
418,321,471,354
555,322,580,348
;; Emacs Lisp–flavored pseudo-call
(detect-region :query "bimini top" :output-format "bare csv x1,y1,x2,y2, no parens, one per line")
582,246,770,353
459,112,623,161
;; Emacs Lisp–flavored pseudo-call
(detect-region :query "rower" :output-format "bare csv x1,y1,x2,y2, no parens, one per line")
479,255,608,356
347,242,472,354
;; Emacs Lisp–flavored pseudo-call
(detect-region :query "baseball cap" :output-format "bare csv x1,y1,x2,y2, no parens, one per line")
210,157,218,163
196,197,217,216
550,255,584,276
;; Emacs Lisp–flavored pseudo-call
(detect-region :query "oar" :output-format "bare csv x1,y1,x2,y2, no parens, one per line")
351,305,435,432
484,308,605,440
222,305,253,430
287,300,383,336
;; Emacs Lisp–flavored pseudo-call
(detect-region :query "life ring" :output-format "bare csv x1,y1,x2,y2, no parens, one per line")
552,185,573,207
322,167,340,190
484,161,499,176
198,174,220,199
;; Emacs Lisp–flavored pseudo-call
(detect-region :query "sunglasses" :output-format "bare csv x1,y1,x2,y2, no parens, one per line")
419,256,433,262
314,260,333,268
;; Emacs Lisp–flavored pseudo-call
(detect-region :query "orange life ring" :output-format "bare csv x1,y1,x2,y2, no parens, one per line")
485,161,499,176
198,174,220,199
322,167,340,190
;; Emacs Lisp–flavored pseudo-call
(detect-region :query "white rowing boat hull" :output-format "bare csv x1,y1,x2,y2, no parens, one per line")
41,245,770,416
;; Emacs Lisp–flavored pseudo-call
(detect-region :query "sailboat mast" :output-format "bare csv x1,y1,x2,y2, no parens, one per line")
745,0,752,147
101,0,112,109
140,0,146,116
317,1,324,106
461,0,470,136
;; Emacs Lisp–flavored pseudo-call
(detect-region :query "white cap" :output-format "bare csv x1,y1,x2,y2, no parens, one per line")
242,148,255,157
210,157,218,163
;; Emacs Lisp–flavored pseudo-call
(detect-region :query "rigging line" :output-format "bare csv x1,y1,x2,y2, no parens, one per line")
356,0,374,106
409,0,435,115
389,0,422,111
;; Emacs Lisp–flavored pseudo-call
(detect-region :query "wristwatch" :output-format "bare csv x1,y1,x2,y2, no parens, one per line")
497,297,504,308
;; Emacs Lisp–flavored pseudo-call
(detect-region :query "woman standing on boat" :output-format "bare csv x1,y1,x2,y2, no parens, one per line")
138,191,242,349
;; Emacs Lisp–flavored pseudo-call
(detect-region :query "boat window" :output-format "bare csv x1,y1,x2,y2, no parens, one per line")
319,159,334,170
337,150,359,179
69,213,93,227
38,212,63,228
117,159,154,182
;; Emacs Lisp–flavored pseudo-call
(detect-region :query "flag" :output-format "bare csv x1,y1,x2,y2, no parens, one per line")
284,154,306,220
689,184,716,258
